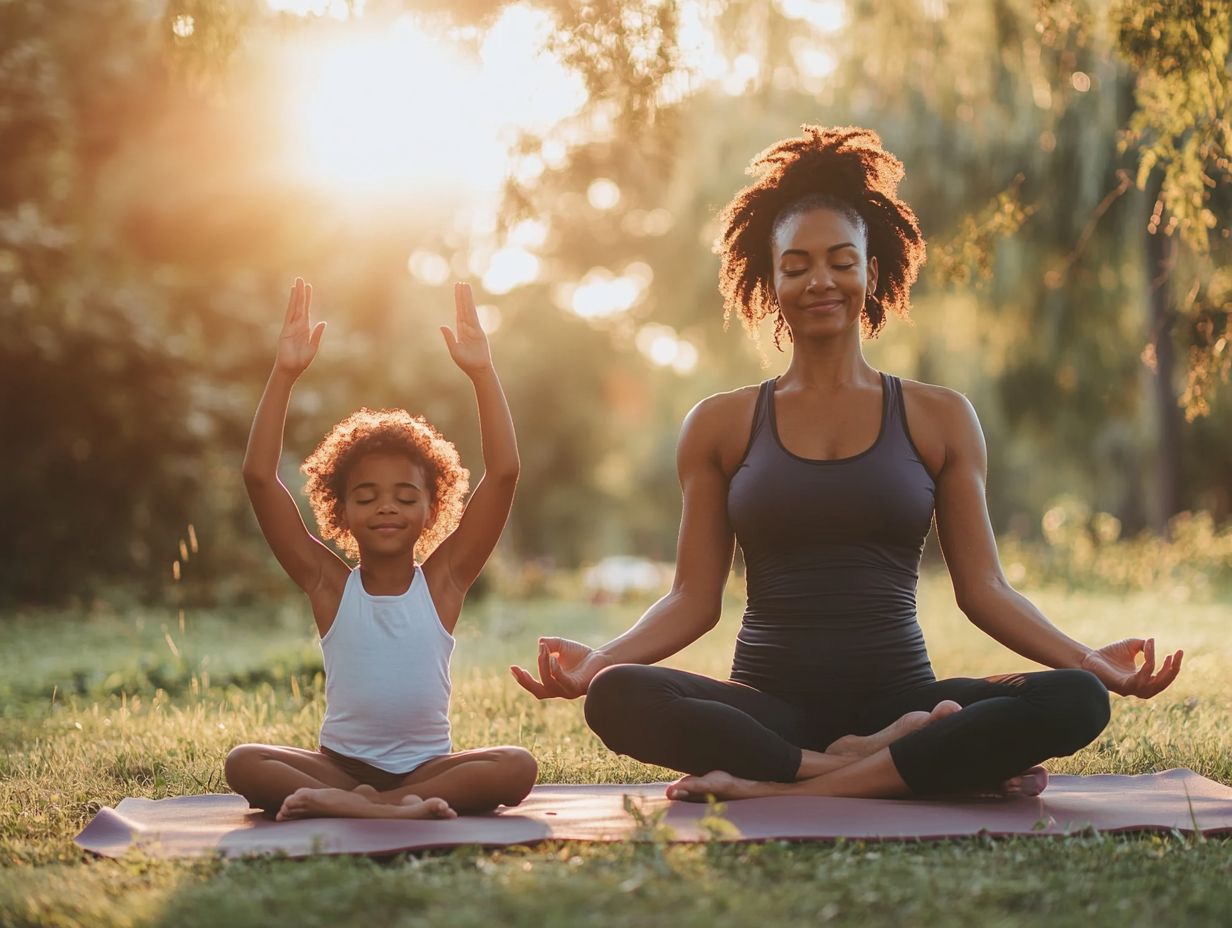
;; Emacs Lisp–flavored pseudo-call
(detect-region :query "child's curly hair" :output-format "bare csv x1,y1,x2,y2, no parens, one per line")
715,125,927,348
301,408,469,560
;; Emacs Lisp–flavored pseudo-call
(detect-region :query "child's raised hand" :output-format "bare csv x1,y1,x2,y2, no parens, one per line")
276,277,326,375
440,282,492,375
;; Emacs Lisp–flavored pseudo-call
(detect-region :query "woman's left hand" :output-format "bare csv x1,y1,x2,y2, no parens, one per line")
441,282,493,375
1080,638,1183,699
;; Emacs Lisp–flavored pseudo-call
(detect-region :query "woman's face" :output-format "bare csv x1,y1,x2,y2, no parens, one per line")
771,207,878,342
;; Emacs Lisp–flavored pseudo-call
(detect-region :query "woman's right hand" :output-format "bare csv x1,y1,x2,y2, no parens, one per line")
276,277,326,375
510,637,610,699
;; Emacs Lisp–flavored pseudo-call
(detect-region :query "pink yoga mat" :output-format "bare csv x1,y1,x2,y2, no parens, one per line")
75,769,1232,859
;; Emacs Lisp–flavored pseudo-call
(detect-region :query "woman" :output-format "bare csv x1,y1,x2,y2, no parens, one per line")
512,126,1182,801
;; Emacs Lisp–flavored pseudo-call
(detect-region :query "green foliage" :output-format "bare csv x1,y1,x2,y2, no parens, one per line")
1114,0,1230,255
3,0,1231,607
1002,499,1232,596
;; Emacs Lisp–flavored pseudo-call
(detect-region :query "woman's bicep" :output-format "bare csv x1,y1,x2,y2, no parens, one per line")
669,407,736,610
932,395,1007,608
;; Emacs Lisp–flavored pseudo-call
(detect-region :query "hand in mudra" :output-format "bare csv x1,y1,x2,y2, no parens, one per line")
510,637,603,700
1081,637,1183,699
440,282,492,375
276,277,326,375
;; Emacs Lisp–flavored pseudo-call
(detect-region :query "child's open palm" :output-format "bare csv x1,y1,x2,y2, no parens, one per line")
440,282,492,374
276,277,326,375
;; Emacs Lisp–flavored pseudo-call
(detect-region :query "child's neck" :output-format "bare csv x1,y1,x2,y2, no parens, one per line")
357,556,417,596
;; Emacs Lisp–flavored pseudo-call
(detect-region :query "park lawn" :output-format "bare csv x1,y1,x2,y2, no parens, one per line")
1,573,1230,927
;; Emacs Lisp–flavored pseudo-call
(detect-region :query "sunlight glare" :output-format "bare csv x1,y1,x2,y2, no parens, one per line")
267,0,362,20
564,268,644,319
635,323,698,374
482,247,541,295
286,6,586,197
776,0,848,33
587,179,622,211
408,250,451,286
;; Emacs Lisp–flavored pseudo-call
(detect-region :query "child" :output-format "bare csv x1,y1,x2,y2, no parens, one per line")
225,278,536,821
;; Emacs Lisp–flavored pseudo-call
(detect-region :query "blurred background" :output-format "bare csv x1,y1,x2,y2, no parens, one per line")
2,0,1229,610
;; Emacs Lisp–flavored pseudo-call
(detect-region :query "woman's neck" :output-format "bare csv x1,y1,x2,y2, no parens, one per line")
780,333,877,389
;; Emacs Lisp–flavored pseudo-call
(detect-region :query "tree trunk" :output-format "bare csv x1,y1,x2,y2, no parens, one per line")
1145,174,1182,535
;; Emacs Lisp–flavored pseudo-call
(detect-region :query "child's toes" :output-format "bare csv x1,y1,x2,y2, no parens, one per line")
426,798,455,818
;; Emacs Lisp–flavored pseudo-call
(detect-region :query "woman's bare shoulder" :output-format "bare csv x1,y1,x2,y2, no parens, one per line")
899,377,979,424
682,384,764,473
898,378,984,476
686,383,762,423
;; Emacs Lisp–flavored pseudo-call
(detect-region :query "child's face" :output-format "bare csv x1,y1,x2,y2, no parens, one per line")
340,453,431,560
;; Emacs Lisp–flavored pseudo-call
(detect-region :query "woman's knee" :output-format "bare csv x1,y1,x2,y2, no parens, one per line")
1050,669,1111,752
583,664,661,746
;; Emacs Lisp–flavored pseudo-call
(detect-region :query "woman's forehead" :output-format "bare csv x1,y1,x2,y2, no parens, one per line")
773,207,865,255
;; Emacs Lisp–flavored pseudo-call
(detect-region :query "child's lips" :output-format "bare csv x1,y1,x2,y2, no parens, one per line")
371,524,405,534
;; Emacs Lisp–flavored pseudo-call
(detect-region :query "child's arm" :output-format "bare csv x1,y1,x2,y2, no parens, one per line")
243,278,343,595
427,282,519,595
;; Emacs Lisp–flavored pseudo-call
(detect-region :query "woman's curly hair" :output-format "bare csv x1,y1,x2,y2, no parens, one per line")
302,408,469,561
715,125,927,348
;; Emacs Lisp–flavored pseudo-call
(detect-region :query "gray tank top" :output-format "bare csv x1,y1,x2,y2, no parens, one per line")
727,374,937,700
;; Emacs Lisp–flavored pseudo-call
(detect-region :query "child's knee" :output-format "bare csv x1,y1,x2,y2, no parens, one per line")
494,746,538,804
223,743,265,791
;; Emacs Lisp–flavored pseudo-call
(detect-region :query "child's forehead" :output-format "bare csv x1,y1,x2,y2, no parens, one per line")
345,452,426,488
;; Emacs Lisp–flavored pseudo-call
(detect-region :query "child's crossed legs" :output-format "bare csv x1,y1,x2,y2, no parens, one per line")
224,743,537,820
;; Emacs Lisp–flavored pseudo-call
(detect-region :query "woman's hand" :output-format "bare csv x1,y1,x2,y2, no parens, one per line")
510,638,609,700
275,277,326,376
1080,638,1183,699
441,282,492,376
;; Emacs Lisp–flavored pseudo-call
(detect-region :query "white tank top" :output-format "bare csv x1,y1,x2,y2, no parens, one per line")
318,566,455,773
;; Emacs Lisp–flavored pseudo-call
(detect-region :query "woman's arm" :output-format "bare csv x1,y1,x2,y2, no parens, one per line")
511,395,738,699
931,388,1182,697
242,279,345,598
424,283,519,598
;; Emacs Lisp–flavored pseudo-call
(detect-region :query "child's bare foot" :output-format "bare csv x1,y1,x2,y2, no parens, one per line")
666,771,777,802
826,700,964,758
276,787,456,821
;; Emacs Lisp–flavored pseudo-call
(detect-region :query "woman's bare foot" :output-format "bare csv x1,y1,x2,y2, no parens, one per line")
666,771,782,802
276,787,456,821
997,765,1048,798
933,765,1050,801
825,700,964,758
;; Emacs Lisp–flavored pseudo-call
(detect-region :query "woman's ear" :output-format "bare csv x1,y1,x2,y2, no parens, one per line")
866,254,879,298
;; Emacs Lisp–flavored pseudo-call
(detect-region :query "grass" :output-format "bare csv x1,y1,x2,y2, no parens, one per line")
1,573,1230,926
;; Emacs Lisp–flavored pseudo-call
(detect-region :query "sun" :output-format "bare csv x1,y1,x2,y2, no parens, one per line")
282,8,587,198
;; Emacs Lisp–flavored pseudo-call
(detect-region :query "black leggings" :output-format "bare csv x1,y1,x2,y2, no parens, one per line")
583,665,1111,795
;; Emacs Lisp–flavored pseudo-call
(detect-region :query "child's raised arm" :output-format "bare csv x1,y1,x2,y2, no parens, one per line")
243,278,342,596
427,282,519,594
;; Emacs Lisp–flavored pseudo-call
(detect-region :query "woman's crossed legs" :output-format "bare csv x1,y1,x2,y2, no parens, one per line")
583,664,1109,801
